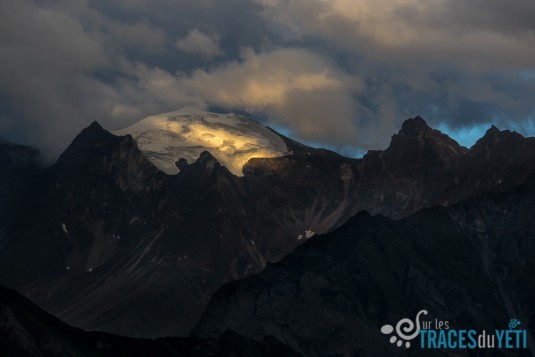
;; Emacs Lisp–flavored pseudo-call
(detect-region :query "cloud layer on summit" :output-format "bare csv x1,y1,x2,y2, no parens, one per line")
1,0,534,157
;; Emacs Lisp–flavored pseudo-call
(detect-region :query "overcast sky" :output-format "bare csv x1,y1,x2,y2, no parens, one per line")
1,0,534,159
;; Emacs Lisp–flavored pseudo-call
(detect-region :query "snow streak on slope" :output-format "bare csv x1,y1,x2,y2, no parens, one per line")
114,107,289,176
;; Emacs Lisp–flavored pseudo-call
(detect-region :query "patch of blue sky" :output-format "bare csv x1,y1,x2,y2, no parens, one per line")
437,123,491,148
438,118,535,149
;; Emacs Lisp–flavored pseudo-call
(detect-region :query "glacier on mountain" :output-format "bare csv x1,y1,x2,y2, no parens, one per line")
113,107,289,176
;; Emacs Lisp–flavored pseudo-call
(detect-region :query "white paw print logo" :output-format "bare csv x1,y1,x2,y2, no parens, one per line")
380,310,428,348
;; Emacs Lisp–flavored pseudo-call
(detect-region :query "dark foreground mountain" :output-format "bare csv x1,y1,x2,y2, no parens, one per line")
193,177,535,356
2,177,533,356
0,285,300,357
1,112,535,338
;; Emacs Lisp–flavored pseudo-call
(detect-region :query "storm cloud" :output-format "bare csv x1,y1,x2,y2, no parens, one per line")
1,0,534,158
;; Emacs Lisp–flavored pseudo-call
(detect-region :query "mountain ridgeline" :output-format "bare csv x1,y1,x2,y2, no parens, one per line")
0,111,534,342
194,176,535,356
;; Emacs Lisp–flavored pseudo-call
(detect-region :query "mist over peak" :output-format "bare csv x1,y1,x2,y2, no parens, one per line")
1,0,534,160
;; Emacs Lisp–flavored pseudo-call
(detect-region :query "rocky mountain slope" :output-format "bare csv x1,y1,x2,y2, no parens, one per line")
0,285,300,357
194,177,535,356
2,173,533,356
1,111,535,339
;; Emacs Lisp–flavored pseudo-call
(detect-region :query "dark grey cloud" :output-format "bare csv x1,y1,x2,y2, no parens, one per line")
0,0,534,159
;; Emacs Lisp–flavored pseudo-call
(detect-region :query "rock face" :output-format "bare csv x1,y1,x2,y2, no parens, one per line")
354,117,468,218
353,117,535,218
194,178,535,357
0,122,264,338
1,112,535,339
0,285,301,357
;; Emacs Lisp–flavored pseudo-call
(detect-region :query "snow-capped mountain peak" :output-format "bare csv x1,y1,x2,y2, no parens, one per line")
113,107,289,176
